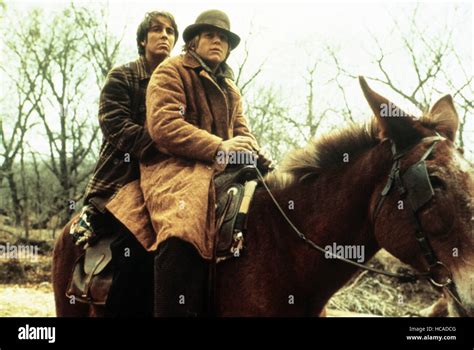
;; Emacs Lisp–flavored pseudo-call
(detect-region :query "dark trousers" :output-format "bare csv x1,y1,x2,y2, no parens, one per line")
154,237,208,317
103,214,154,317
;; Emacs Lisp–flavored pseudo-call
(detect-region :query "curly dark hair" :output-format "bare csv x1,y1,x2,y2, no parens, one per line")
136,11,179,56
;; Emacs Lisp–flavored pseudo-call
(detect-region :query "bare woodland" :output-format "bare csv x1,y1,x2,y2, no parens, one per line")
0,2,472,239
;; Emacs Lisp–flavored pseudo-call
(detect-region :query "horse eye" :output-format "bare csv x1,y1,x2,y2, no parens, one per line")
429,175,446,190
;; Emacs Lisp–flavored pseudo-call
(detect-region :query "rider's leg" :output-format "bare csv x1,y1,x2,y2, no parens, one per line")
105,215,154,317
153,237,208,317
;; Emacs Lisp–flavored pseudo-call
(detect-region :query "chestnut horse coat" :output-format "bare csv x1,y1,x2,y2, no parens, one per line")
106,53,255,259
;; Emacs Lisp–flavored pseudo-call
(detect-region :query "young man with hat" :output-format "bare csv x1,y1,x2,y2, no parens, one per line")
139,9,271,316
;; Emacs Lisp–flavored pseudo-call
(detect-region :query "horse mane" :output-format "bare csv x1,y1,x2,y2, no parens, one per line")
266,114,435,189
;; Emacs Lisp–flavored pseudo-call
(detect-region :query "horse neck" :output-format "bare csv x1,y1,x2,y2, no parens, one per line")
254,143,393,308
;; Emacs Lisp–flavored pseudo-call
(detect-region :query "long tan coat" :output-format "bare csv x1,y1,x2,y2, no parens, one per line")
106,53,255,259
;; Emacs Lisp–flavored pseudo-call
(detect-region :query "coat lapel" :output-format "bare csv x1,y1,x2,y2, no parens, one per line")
198,69,230,140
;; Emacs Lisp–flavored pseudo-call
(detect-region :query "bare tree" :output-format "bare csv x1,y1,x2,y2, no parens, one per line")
72,4,125,88
1,4,124,229
245,86,294,161
437,50,473,151
29,148,44,225
302,62,342,139
0,30,43,224
19,138,29,239
327,5,472,151
234,25,267,95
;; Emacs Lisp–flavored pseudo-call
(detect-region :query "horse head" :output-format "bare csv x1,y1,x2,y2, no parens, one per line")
360,77,474,316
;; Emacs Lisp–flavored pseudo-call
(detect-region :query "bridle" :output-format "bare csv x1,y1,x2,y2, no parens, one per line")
371,134,468,316
255,134,470,316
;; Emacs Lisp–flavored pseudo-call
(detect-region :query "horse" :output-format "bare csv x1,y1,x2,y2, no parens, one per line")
52,77,474,317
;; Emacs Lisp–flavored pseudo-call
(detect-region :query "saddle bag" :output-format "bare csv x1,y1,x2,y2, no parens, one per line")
66,235,115,305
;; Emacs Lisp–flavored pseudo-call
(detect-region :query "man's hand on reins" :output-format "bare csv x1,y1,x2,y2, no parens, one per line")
218,136,259,154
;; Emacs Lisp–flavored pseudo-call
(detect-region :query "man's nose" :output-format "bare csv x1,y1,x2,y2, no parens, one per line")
160,29,169,39
212,35,222,44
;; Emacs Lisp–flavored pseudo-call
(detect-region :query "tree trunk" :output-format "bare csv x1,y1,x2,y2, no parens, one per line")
6,172,22,225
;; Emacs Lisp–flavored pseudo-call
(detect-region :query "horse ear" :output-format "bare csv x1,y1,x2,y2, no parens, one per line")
429,95,458,142
359,76,423,149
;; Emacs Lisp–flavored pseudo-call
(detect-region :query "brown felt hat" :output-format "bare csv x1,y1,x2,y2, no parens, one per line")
183,9,241,49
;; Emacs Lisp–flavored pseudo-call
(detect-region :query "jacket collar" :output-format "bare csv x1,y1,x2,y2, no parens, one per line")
135,56,151,81
182,51,234,81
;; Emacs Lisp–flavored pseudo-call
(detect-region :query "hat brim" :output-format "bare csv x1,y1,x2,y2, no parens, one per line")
183,23,241,50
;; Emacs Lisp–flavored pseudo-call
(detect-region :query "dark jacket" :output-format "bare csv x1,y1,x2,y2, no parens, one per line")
84,56,157,212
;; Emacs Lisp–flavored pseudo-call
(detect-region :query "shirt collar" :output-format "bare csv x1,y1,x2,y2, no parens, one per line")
187,51,234,81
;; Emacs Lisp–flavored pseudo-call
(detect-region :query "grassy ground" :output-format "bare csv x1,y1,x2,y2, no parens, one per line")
327,250,442,316
0,283,55,317
0,218,57,317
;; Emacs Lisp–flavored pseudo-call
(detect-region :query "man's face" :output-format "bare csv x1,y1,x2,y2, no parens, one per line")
195,30,229,69
142,16,176,61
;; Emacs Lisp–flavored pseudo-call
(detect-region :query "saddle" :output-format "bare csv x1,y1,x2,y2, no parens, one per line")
66,234,115,305
214,165,260,260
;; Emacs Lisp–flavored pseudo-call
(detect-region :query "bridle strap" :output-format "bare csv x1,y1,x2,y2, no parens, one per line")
371,156,401,223
374,138,441,263
372,138,439,223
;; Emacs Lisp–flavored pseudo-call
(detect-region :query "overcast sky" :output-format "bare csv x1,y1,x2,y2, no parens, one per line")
3,0,473,156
